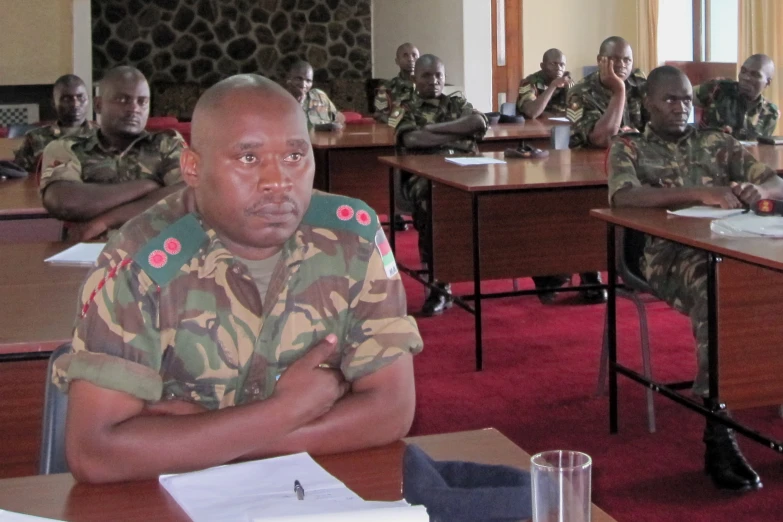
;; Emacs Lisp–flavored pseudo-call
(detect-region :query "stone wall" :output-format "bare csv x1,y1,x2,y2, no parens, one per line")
91,0,372,87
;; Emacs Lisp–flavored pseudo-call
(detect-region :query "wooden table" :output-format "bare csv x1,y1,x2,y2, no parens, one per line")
0,138,22,160
0,243,89,478
310,119,567,215
381,150,609,370
0,177,46,219
750,144,783,172
591,208,783,452
0,429,616,522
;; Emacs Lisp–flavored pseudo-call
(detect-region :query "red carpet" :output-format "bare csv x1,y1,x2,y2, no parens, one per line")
393,228,783,522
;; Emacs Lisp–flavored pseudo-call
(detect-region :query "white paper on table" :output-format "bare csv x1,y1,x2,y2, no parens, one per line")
0,510,63,522
548,116,570,122
445,157,506,166
44,243,105,265
251,505,430,522
667,207,746,219
159,453,423,522
711,214,783,238
739,140,757,147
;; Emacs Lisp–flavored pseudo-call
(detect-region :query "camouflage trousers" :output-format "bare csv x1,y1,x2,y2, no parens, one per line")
642,243,710,396
401,174,431,264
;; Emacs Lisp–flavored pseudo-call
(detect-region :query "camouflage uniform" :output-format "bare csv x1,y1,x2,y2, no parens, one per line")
374,74,416,122
608,125,776,395
391,92,489,262
52,189,423,409
39,128,185,194
516,70,569,115
567,69,648,148
694,79,780,140
13,120,98,173
302,88,339,126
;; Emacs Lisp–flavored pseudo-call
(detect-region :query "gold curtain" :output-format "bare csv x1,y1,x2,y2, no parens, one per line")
636,0,659,74
740,0,783,133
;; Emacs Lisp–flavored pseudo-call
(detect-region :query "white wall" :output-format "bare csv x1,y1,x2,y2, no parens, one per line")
73,0,93,113
522,0,640,80
372,0,493,111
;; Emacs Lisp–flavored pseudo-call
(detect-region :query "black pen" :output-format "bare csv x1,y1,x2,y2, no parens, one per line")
294,479,305,500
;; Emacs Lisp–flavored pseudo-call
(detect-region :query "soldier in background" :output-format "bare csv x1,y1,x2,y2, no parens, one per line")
391,54,488,316
13,74,97,173
54,74,422,484
695,54,779,140
284,59,345,130
39,66,186,241
567,36,648,149
374,42,420,123
516,48,574,119
609,65,783,493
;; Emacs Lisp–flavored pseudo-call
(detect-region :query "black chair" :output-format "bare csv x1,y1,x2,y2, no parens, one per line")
38,343,71,475
595,229,659,433
500,102,517,117
7,123,38,139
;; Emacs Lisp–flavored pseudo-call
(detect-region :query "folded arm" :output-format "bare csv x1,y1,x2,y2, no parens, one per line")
588,90,625,148
42,179,162,222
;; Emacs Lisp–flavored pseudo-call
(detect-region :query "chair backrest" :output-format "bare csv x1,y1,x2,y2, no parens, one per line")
500,102,517,117
38,343,71,475
617,228,652,294
7,123,38,138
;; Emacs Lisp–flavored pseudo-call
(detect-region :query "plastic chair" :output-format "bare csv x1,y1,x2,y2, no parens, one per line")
38,343,72,475
596,229,659,433
341,111,363,124
145,116,179,131
8,123,38,138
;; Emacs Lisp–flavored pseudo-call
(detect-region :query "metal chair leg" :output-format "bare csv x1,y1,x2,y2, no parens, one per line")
632,295,656,434
512,279,520,291
596,310,609,396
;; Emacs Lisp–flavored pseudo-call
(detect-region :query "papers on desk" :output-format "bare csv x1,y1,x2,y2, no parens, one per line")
159,452,428,522
44,243,105,265
711,214,783,238
548,116,571,122
445,157,506,166
667,206,746,219
0,510,62,521
739,140,757,147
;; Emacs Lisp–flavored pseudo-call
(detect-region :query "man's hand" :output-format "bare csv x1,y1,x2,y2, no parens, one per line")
700,186,743,209
599,57,625,94
273,334,350,423
731,182,768,206
550,77,570,89
67,217,108,241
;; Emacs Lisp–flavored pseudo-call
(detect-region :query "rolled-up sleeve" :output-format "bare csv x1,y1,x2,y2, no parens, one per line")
53,247,164,401
607,138,642,204
341,228,423,381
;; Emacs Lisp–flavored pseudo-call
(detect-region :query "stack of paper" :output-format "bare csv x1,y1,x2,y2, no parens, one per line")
711,214,783,238
0,510,62,521
445,157,506,166
667,206,746,219
44,243,105,265
159,453,428,522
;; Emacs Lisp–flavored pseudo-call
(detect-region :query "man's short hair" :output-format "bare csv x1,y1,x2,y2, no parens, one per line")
599,36,628,56
415,54,443,70
287,60,312,73
53,74,85,91
646,65,689,96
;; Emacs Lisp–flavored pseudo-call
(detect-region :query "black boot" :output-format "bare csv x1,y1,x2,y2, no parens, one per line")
579,272,607,304
532,275,570,305
703,403,762,491
393,214,409,232
421,282,453,317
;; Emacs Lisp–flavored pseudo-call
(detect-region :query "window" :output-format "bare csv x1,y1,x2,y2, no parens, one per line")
657,0,738,64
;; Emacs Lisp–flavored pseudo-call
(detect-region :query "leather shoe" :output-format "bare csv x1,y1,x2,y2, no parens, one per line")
533,275,569,305
703,408,762,492
421,283,453,317
394,215,409,232
579,272,607,304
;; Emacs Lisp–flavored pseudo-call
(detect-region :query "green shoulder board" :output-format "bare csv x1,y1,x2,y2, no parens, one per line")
133,213,208,286
302,192,378,242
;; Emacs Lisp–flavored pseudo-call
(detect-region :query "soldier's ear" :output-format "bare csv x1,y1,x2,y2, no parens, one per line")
180,148,201,188
94,96,103,116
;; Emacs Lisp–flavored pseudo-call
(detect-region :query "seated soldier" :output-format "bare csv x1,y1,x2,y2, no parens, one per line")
374,42,420,123
516,48,574,119
391,54,488,316
609,65,783,493
40,66,186,241
565,35,648,302
54,74,423,483
695,54,779,140
284,60,345,130
13,74,97,173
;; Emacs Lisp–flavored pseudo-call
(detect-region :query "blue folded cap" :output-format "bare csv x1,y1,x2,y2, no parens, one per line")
402,444,533,522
